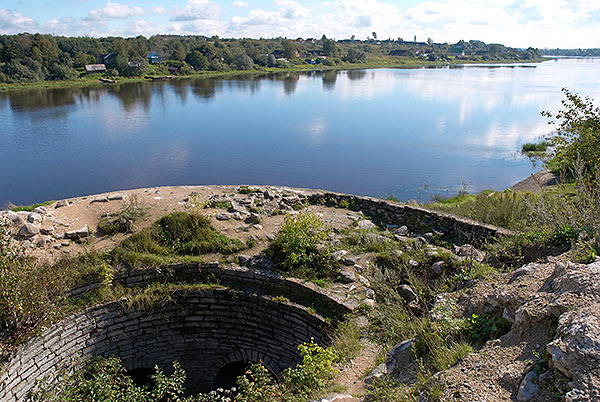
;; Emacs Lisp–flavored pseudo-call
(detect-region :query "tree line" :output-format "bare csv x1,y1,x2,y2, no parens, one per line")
0,33,542,84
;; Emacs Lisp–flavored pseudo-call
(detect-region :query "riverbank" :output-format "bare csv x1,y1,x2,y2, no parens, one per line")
0,56,545,92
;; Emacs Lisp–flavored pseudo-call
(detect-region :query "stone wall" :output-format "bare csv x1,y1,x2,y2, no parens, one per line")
0,289,328,401
308,192,513,242
67,262,355,314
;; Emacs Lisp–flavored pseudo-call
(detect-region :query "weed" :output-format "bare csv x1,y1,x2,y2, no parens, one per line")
522,141,549,153
118,212,246,258
238,186,259,194
97,195,144,236
265,212,338,281
11,200,55,212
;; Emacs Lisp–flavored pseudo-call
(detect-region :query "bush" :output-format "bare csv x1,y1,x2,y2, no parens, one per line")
119,212,246,257
32,357,187,402
266,212,337,280
521,141,549,153
544,89,600,179
97,196,144,236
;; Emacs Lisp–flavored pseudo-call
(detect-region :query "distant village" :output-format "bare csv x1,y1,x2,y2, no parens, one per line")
0,33,542,84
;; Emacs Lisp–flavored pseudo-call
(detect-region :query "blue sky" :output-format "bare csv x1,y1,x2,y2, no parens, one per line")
0,0,598,48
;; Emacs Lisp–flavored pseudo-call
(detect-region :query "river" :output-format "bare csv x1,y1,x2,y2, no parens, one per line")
2,57,600,206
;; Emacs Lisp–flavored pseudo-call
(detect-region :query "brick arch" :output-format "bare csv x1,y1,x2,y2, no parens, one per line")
0,289,328,401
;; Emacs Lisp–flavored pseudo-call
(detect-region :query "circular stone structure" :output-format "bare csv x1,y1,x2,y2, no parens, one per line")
0,288,329,401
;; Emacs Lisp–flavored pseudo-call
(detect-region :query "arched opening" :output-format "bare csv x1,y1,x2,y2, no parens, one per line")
213,361,253,390
126,367,155,387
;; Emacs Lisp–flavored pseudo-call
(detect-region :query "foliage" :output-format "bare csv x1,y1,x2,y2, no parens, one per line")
543,88,600,179
265,212,337,280
282,340,337,400
35,340,336,402
97,195,144,236
11,200,55,212
427,190,535,232
521,141,549,153
32,357,188,402
463,313,511,345
119,212,246,257
236,364,279,402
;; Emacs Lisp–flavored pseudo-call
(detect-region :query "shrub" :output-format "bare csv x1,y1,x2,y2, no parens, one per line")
521,141,549,153
118,212,246,257
543,89,600,179
266,212,337,280
97,196,144,236
32,357,187,402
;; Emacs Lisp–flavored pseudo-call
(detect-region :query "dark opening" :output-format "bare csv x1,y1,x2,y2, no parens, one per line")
214,361,253,390
127,367,155,387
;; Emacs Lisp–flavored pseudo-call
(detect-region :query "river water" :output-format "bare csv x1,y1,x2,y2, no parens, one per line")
1,58,600,207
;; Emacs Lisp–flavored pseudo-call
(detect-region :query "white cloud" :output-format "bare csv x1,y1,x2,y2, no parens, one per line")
0,9,38,33
46,17,108,36
171,0,221,22
151,6,165,15
88,1,145,20
232,1,248,8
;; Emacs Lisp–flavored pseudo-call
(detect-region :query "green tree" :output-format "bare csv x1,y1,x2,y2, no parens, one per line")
282,39,296,59
233,50,254,70
186,50,209,70
544,89,600,179
343,48,365,63
323,39,338,57
170,42,186,61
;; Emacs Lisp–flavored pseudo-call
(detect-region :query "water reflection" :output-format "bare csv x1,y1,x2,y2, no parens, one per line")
321,70,338,91
346,70,367,81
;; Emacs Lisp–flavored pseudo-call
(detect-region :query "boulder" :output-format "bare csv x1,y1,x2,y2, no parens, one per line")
517,371,539,401
245,213,260,224
55,199,69,208
2,210,19,223
454,244,486,262
342,256,357,266
65,226,89,239
398,284,418,303
357,219,376,230
32,206,50,215
19,223,40,237
108,193,128,201
27,212,42,224
231,200,248,215
385,339,414,373
358,275,371,287
34,236,47,248
91,196,109,203
215,212,231,221
40,227,55,236
364,363,387,385
331,250,348,261
339,270,355,284
394,225,409,236
431,261,445,275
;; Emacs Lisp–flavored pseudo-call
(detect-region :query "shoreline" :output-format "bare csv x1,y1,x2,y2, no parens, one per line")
0,57,545,93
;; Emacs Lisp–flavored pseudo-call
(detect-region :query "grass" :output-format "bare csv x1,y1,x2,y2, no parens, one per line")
97,195,145,236
522,141,550,153
11,200,55,212
265,211,338,281
118,212,246,258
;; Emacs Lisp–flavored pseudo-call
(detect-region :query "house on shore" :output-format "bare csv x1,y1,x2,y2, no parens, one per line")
85,64,106,74
148,52,161,64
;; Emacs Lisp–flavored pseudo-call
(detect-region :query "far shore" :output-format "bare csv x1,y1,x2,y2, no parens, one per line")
0,57,545,93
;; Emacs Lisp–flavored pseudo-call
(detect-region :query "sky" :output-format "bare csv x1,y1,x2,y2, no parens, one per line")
0,0,599,48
